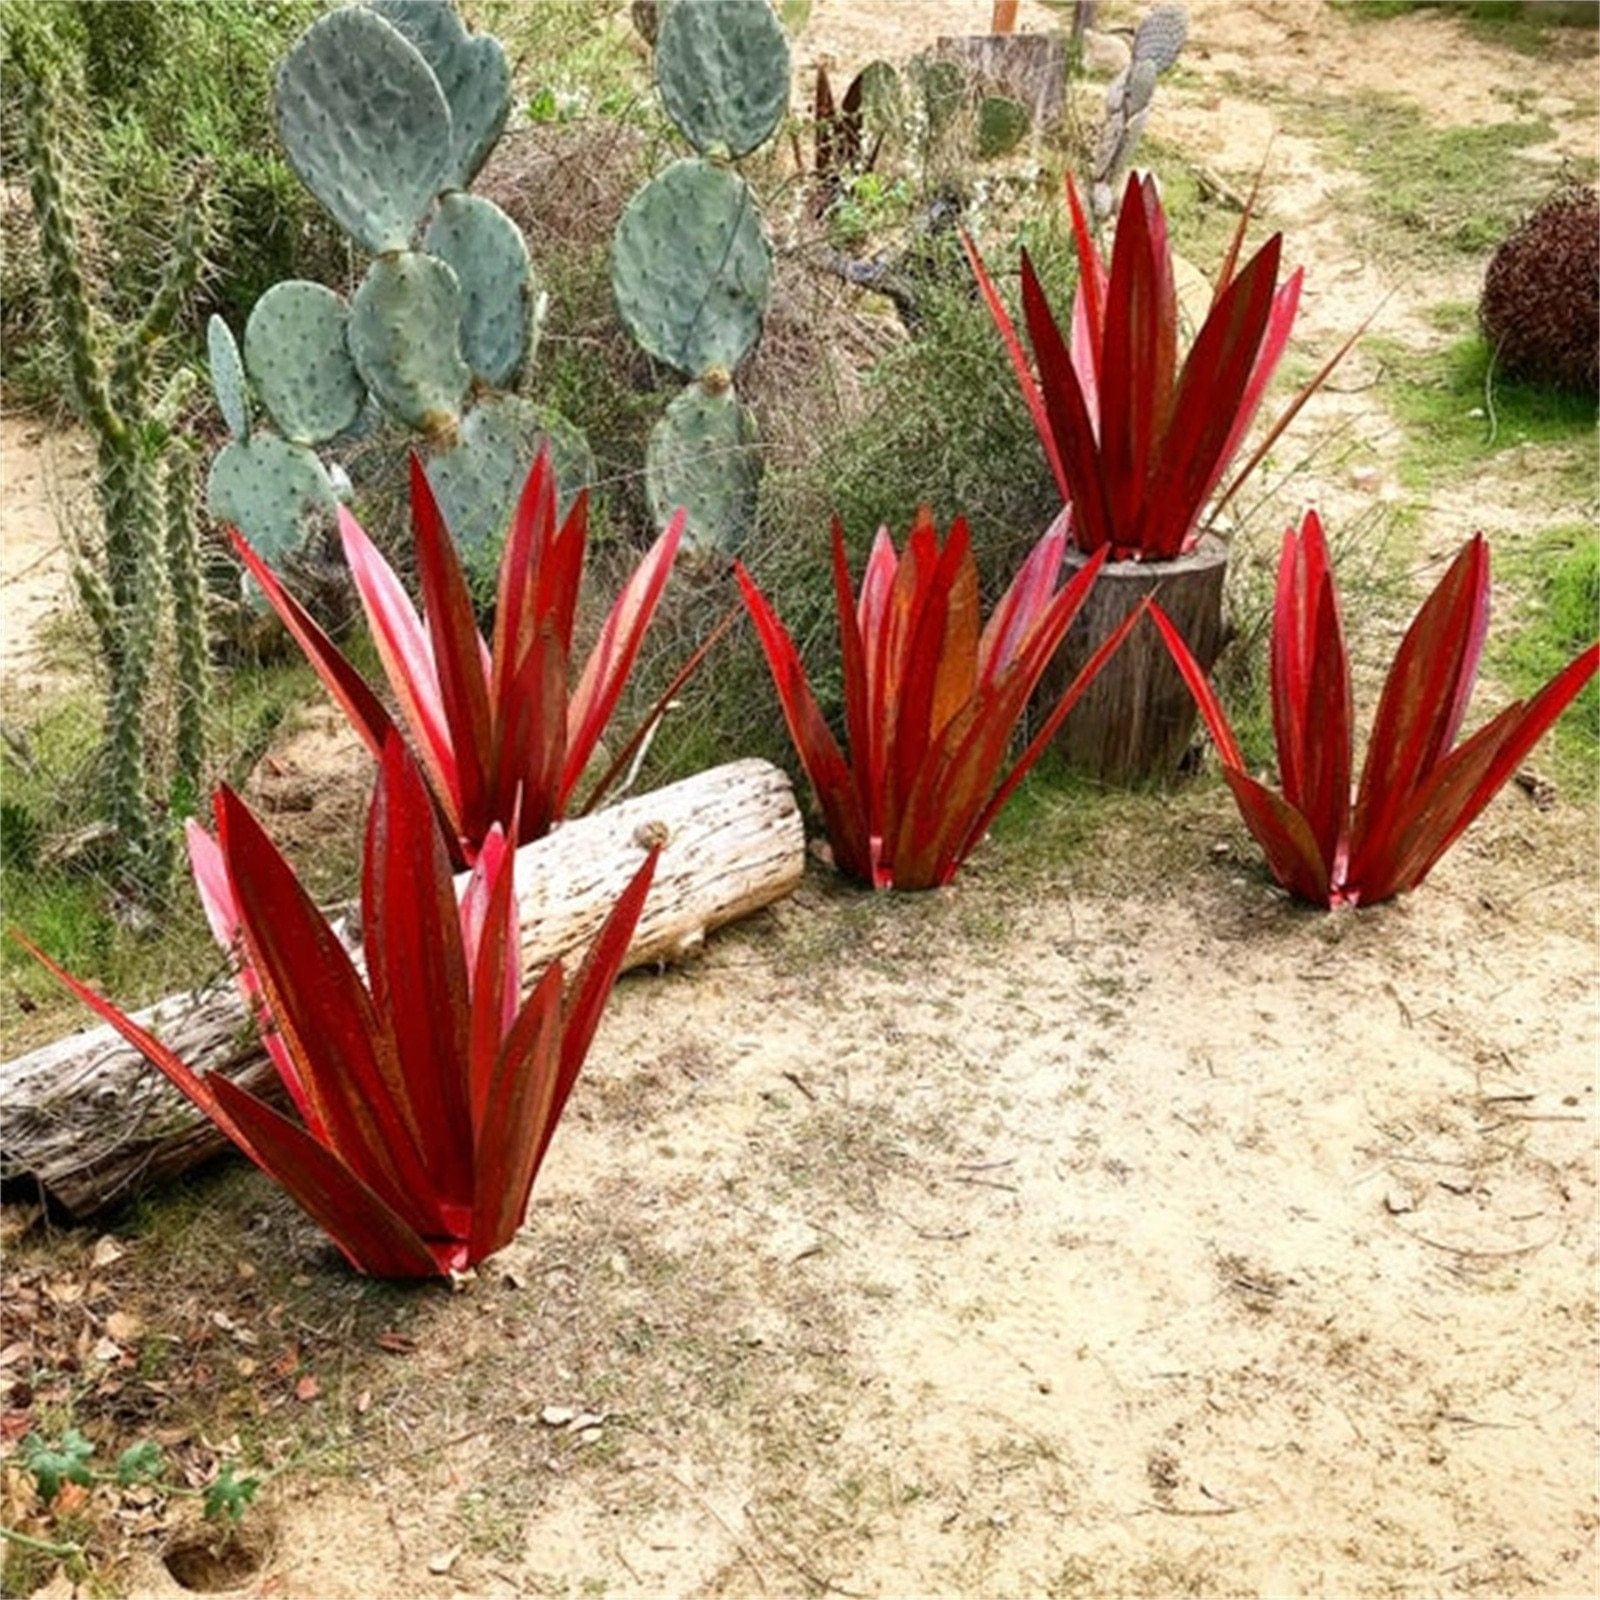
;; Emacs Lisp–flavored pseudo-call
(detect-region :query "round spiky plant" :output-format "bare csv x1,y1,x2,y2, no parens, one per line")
1479,184,1599,397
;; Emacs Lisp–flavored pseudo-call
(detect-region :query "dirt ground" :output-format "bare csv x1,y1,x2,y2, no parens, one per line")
2,1,1597,1597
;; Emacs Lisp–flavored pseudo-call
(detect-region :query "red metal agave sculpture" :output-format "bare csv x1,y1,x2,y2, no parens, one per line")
15,737,658,1277
964,170,1364,562
230,449,715,866
1151,512,1600,907
736,510,1145,889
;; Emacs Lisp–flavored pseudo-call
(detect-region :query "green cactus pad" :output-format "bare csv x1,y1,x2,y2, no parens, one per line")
977,95,1030,158
274,7,451,254
655,0,790,159
919,59,966,135
243,281,366,446
207,315,250,439
369,0,510,188
428,394,595,565
645,380,761,555
1132,3,1188,71
348,252,471,438
1124,58,1158,114
422,194,534,388
207,434,338,568
612,159,773,378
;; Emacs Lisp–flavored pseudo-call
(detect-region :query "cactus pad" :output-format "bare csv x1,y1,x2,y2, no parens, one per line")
207,315,250,439
422,193,534,388
612,159,772,378
369,0,510,189
243,280,366,446
977,95,1030,158
274,7,451,254
207,434,338,569
655,0,790,159
348,252,471,438
1132,3,1188,72
645,379,761,555
428,394,595,563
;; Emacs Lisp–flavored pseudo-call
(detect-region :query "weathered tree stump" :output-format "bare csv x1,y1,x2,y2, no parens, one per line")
1046,536,1228,784
0,760,805,1219
933,33,1067,130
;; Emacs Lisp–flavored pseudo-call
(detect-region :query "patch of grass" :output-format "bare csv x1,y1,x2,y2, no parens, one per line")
0,653,359,1055
1372,323,1598,491
1334,0,1599,60
1495,524,1600,793
1283,87,1580,261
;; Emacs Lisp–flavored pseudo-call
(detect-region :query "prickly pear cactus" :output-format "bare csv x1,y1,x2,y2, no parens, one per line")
348,252,472,438
207,434,340,570
244,281,366,446
369,0,510,188
646,377,761,557
207,315,250,440
977,95,1030,158
423,193,535,387
213,0,591,569
611,0,791,552
1132,4,1189,72
428,394,595,567
273,7,451,254
1092,2,1187,218
613,159,773,379
655,0,791,159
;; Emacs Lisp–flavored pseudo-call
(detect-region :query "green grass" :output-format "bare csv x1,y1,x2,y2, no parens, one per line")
1495,524,1600,792
1334,0,1599,59
1277,86,1584,261
1371,316,1599,491
0,653,360,1056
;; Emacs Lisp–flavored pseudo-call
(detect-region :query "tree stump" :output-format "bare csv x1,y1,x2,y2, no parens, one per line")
0,760,805,1219
932,33,1067,130
1045,536,1228,784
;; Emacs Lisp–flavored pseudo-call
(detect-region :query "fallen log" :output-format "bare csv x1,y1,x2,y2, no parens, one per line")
1,759,805,1219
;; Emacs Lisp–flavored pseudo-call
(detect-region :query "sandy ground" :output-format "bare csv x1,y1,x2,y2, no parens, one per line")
3,2,1597,1597
0,413,91,697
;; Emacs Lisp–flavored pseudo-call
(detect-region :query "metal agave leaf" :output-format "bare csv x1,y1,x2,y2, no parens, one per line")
736,511,1144,890
229,448,702,865
1151,513,1600,907
964,170,1366,562
15,737,660,1278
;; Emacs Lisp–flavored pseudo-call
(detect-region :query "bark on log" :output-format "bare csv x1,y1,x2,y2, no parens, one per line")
1044,536,1228,784
0,759,805,1219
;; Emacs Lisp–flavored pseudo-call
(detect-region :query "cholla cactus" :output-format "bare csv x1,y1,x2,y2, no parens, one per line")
614,0,787,555
210,0,586,568
17,55,211,891
1091,2,1188,220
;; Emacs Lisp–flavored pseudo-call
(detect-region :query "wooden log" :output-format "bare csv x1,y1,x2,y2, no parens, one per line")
1044,536,1228,784
0,759,805,1220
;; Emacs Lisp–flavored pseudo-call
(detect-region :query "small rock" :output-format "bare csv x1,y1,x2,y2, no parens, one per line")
1082,29,1132,75
568,1412,605,1432
1349,464,1381,492
427,1547,460,1576
540,1405,577,1427
89,1235,125,1269
1037,1379,1053,1395
1384,1185,1416,1215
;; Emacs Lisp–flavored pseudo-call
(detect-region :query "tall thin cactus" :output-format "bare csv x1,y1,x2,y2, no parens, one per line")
16,51,211,894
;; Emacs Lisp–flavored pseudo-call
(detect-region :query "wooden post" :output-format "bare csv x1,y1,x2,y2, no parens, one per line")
991,0,1020,33
1044,537,1229,784
0,760,806,1219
